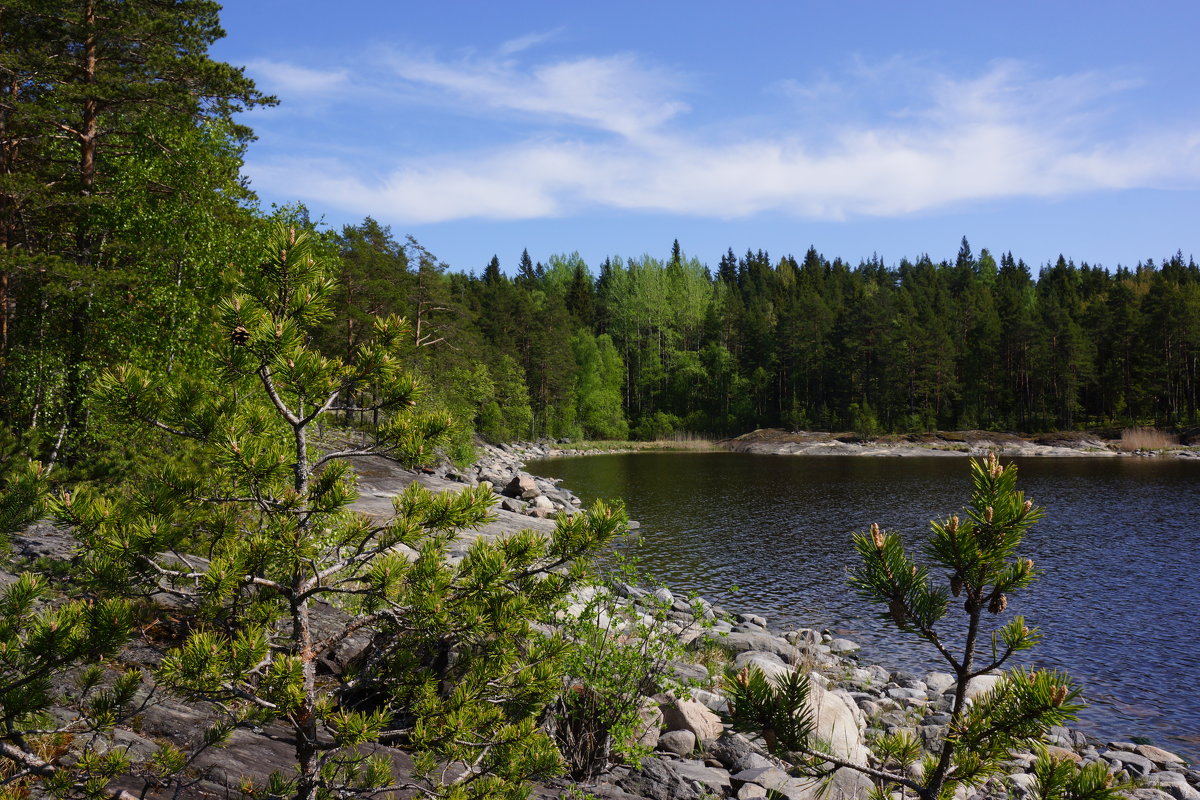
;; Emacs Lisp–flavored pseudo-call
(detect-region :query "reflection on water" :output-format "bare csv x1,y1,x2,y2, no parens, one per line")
527,452,1200,761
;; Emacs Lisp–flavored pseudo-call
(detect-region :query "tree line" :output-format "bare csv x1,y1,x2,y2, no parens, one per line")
315,225,1200,444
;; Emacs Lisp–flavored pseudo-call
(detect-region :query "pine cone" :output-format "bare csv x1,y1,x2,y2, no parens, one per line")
230,325,250,345
950,576,963,597
888,598,908,626
988,593,1008,614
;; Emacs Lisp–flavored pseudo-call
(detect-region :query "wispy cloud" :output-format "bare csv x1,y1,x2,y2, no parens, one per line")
244,51,1200,224
247,59,350,96
384,50,689,139
497,28,563,56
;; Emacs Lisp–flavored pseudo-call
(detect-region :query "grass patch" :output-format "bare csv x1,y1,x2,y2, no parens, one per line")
1119,427,1178,451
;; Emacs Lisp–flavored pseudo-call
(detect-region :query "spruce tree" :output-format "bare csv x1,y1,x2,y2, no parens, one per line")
727,454,1128,800
52,223,624,800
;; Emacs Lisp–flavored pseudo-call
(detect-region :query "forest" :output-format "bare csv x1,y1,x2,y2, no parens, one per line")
3,0,1200,474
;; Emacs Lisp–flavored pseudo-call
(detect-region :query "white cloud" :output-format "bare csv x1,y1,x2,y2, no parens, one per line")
385,51,689,139
248,59,349,96
497,29,562,56
245,54,1200,224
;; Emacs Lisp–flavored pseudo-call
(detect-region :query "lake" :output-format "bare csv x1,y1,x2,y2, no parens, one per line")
526,451,1200,761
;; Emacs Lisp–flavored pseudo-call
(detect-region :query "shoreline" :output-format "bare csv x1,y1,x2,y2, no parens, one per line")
719,428,1200,459
474,443,1200,776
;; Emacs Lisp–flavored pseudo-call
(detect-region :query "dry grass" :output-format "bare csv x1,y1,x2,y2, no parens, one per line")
1119,427,1178,451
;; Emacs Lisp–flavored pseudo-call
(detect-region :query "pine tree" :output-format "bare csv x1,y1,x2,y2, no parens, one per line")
727,454,1128,800
0,0,272,464
52,223,624,800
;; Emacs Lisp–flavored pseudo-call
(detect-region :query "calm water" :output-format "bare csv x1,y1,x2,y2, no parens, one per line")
526,452,1200,761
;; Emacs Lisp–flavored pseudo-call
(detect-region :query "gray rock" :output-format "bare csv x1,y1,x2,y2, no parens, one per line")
808,681,868,765
829,638,860,653
502,474,538,498
656,729,697,757
653,587,675,606
1146,772,1200,800
730,766,804,798
738,783,769,799
923,671,957,695
671,760,732,794
963,673,1002,701
734,650,792,681
1137,745,1188,767
918,724,947,750
635,700,663,751
617,758,700,800
660,697,723,742
710,631,804,665
1008,772,1038,797
690,688,730,715
1103,749,1155,777
669,660,710,683
785,628,822,646
887,687,928,701
1129,790,1178,800
705,732,773,773
826,767,876,800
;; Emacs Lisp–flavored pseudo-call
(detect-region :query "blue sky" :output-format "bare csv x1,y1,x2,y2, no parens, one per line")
213,1,1200,275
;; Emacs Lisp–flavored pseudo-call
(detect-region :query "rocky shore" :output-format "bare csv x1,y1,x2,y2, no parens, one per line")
723,429,1200,459
461,441,1199,800
8,441,1194,800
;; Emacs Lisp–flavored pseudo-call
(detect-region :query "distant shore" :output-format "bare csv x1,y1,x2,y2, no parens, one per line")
720,428,1200,459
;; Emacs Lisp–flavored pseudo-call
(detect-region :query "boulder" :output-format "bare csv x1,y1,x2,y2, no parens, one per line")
1146,772,1200,800
734,651,792,681
705,732,774,773
738,783,769,799
617,758,700,800
671,760,732,795
1137,744,1187,767
923,671,957,695
690,688,730,715
963,673,1003,701
711,631,804,665
1102,749,1155,778
635,699,664,751
660,697,724,742
499,497,526,513
656,729,697,757
502,474,538,498
828,638,860,654
807,681,868,765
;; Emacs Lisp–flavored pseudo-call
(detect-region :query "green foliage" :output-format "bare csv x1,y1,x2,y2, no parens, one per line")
548,567,701,779
725,665,814,756
0,572,147,798
726,455,1125,800
572,331,628,440
50,223,623,800
0,427,49,535
1027,745,1130,800
0,0,272,467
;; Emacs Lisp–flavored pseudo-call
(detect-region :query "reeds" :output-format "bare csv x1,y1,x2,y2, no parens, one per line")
1119,427,1177,451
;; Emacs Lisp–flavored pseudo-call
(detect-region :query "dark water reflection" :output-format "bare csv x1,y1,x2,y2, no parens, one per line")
526,452,1200,761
